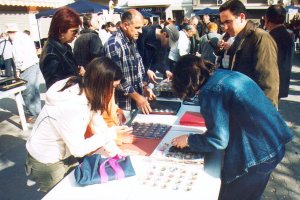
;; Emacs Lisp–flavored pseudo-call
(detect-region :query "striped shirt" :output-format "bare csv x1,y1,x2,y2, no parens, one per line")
104,29,145,111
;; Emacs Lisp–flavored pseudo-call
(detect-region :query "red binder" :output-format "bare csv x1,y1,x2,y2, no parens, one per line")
179,111,206,127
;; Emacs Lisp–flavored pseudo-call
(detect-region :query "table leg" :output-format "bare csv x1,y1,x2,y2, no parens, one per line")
15,92,28,131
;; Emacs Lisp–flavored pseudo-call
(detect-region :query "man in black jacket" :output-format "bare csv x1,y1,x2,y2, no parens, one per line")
73,13,103,68
265,5,294,99
137,24,179,83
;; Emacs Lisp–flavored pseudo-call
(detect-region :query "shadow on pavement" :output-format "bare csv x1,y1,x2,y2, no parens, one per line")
279,99,300,127
263,54,300,200
0,135,45,200
0,98,19,116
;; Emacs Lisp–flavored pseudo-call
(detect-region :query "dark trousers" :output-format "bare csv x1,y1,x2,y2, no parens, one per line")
3,58,15,77
218,147,285,200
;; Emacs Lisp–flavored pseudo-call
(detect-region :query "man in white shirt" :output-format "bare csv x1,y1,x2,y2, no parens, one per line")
168,24,196,70
6,23,41,123
0,33,14,77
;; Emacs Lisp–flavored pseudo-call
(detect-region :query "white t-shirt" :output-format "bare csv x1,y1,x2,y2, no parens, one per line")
11,32,39,71
26,78,120,163
0,38,13,59
168,30,190,62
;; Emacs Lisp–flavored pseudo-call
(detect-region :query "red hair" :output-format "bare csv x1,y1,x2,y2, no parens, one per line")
48,7,82,40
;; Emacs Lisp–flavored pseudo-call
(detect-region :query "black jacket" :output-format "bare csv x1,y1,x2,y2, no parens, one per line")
73,29,103,67
40,38,78,89
269,25,294,98
137,25,169,75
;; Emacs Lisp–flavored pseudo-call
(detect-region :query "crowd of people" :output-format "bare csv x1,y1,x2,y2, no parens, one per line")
0,0,295,199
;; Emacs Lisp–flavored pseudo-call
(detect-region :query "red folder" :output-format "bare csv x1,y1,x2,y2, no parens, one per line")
179,111,206,127
119,138,162,156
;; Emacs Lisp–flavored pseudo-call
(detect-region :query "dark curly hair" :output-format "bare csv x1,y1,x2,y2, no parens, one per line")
172,55,216,100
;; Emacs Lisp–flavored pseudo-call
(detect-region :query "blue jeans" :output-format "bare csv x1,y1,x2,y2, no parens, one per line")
218,147,285,200
20,63,41,117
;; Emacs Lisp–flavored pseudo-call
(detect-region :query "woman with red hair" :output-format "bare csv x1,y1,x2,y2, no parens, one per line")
39,7,82,89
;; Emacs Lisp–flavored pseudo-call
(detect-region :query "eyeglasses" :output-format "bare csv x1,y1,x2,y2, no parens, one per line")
221,19,234,26
220,16,239,27
69,28,79,35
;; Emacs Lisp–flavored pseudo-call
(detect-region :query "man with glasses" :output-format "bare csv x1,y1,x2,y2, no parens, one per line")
219,0,279,107
104,9,155,114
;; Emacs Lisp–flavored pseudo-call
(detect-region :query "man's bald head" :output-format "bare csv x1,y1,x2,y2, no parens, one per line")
121,9,144,40
121,9,144,24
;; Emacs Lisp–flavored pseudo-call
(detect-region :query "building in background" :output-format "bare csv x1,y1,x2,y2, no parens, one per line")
115,0,299,23
0,0,299,44
194,0,296,19
0,0,74,42
117,0,193,24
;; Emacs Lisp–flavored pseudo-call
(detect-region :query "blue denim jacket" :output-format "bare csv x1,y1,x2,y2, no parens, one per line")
188,69,293,183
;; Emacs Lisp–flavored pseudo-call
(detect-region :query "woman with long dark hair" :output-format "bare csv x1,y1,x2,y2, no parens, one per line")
170,55,293,200
25,57,132,192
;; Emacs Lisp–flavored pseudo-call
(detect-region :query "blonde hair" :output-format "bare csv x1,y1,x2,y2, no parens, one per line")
208,22,218,32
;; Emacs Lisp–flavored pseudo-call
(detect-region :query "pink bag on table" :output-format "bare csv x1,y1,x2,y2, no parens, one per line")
74,154,136,186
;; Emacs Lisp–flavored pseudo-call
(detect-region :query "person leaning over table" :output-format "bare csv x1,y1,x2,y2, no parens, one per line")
25,57,133,192
136,23,179,83
39,7,83,90
84,82,136,147
170,55,293,200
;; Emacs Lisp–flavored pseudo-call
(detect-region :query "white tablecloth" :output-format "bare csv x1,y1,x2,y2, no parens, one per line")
42,104,222,200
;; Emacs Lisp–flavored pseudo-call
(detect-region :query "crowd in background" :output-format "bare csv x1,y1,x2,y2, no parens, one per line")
2,6,299,80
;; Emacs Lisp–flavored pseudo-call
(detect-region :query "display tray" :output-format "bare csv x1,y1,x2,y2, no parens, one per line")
154,143,204,164
153,81,176,98
0,77,27,91
138,157,203,192
131,122,171,139
149,100,181,115
155,90,176,98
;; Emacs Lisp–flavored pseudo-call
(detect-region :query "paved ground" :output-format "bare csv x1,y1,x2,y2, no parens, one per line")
262,54,300,200
0,56,299,200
